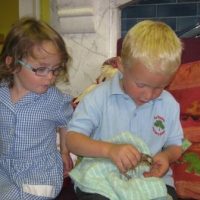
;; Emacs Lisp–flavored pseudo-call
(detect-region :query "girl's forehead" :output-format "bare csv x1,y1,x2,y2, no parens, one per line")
29,42,61,61
33,42,59,55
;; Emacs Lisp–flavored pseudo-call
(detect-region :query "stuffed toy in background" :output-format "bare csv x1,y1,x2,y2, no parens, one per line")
72,56,120,108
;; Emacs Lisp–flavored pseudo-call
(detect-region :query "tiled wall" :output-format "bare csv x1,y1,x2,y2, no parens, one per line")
121,0,200,37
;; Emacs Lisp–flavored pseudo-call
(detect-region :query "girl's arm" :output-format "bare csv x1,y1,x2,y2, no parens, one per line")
59,128,74,177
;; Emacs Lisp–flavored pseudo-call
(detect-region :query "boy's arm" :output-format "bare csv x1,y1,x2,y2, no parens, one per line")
59,128,74,177
66,131,112,157
66,131,141,173
162,145,183,163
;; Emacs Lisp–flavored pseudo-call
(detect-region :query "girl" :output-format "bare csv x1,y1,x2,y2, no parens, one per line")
0,17,73,199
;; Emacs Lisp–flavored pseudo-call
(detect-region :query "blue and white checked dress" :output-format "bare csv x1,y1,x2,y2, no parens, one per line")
0,84,73,200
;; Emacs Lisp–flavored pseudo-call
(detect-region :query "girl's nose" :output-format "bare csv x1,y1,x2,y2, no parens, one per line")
45,71,55,81
46,71,54,79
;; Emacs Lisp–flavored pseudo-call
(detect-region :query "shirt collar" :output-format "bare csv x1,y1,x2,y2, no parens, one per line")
0,82,48,104
110,71,124,95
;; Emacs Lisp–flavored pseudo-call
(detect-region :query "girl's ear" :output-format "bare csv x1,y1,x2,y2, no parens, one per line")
5,56,13,66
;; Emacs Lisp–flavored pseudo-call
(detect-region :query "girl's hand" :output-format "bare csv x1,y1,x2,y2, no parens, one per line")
61,152,74,178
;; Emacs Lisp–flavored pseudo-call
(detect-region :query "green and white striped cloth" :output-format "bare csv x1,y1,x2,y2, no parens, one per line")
69,132,169,200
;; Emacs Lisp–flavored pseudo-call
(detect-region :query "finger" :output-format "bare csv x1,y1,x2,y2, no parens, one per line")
69,158,74,169
116,160,127,174
121,157,134,172
63,171,69,178
143,169,158,177
144,163,162,177
125,153,139,170
130,146,141,161
63,165,68,177
126,147,141,167
121,151,141,171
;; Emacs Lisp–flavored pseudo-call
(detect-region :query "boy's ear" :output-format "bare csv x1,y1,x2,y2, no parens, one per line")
5,56,13,66
117,57,125,73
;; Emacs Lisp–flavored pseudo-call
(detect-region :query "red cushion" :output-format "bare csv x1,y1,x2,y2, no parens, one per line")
167,60,200,199
171,144,200,199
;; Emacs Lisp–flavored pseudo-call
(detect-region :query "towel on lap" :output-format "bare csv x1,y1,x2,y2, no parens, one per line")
69,132,168,200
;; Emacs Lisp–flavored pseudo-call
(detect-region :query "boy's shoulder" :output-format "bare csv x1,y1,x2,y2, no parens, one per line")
161,90,179,106
86,78,114,99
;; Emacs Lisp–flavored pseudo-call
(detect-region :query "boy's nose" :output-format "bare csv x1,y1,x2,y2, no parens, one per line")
142,88,154,102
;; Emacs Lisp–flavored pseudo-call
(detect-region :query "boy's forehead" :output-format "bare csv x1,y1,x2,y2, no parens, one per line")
125,63,172,88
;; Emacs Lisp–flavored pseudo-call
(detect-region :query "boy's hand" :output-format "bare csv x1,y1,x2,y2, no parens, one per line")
61,152,74,178
143,152,169,178
107,144,141,173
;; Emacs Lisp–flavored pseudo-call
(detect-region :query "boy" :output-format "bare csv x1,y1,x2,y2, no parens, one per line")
66,20,183,200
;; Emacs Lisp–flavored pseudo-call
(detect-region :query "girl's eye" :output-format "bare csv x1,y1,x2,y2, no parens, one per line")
36,67,47,72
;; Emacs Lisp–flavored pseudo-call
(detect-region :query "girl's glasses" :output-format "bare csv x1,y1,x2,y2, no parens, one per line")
17,60,64,77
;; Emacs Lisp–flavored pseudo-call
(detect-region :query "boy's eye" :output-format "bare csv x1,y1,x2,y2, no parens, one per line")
135,82,146,88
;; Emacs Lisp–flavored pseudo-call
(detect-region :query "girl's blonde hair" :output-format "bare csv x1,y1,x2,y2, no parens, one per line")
121,20,183,75
0,17,71,87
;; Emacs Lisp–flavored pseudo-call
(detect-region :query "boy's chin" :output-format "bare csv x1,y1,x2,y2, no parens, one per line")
135,99,147,106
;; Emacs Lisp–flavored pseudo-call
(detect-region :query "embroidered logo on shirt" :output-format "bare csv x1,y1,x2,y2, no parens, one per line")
153,115,165,136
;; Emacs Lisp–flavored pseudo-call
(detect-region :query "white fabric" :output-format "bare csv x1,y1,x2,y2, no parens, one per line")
22,184,55,198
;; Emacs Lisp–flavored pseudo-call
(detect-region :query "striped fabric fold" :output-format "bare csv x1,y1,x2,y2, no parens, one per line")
69,132,168,200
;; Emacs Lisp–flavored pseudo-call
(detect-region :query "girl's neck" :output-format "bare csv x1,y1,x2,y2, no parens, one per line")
9,85,29,103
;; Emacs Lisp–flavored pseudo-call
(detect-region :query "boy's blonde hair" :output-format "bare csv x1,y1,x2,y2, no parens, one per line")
121,20,183,75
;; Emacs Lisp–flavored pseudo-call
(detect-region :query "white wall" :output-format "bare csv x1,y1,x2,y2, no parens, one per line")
52,0,123,96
